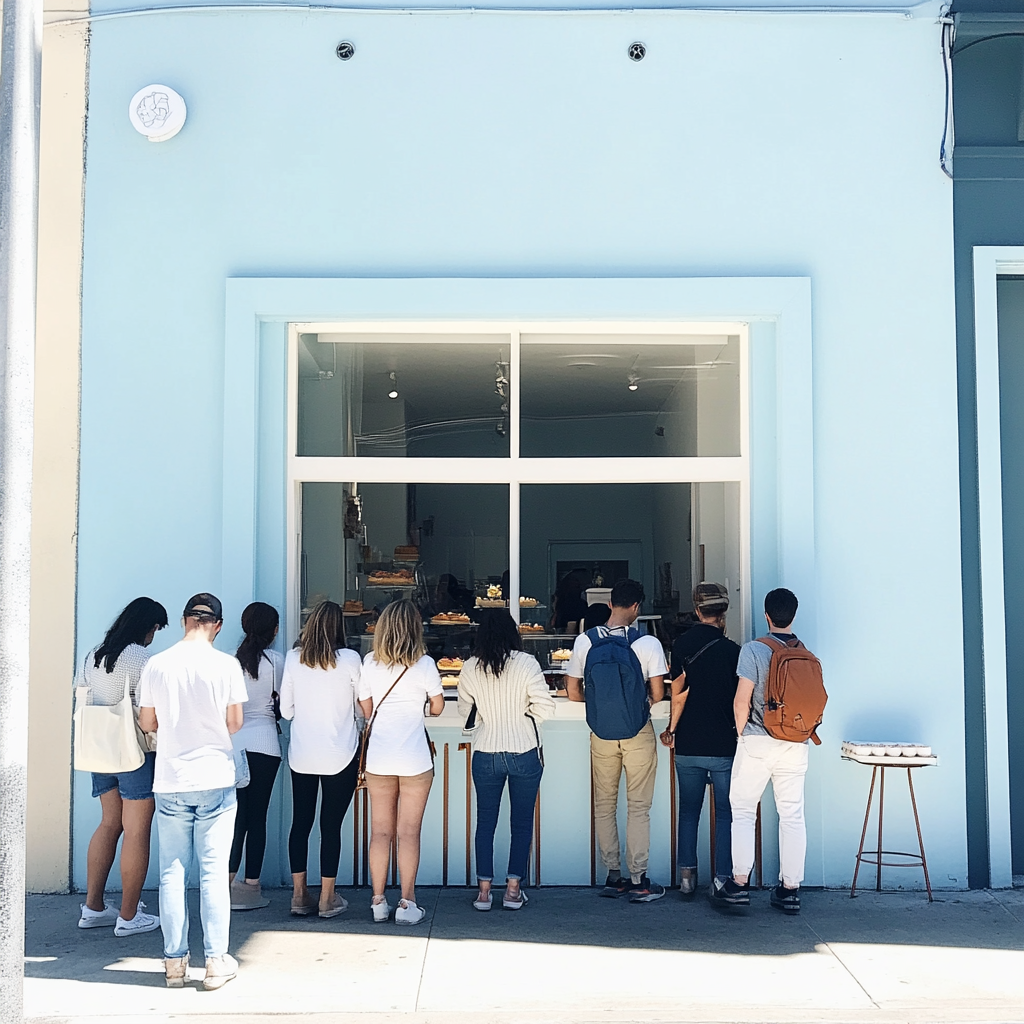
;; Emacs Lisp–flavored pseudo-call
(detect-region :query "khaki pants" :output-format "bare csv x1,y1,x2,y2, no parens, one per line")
590,721,658,880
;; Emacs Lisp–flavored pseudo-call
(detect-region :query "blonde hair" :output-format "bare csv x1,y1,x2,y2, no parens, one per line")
300,600,345,670
372,599,425,668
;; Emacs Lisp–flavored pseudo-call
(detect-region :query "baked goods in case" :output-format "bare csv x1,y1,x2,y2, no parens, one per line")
519,596,539,608
438,657,464,671
367,568,415,587
519,623,545,634
550,648,572,662
475,597,506,608
364,622,376,634
441,675,460,688
343,600,364,614
431,612,470,624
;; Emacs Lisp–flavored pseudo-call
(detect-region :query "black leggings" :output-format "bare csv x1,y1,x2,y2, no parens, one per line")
288,755,359,878
229,751,281,879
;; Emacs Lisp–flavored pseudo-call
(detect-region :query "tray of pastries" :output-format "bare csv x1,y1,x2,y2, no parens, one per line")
343,600,364,614
438,656,464,671
550,648,572,663
519,622,545,634
364,622,375,634
366,568,416,587
431,612,471,624
519,596,539,608
441,675,461,689
475,584,506,608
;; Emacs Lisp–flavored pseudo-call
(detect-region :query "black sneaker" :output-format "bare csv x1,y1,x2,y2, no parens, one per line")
770,883,800,914
628,875,666,903
599,874,631,898
710,877,750,907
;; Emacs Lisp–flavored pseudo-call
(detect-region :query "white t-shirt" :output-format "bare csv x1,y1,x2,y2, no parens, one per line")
358,653,443,776
137,639,248,794
235,648,285,759
279,647,362,776
565,625,668,682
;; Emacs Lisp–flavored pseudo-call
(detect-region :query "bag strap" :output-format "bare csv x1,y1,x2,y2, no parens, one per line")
682,635,724,671
357,664,412,777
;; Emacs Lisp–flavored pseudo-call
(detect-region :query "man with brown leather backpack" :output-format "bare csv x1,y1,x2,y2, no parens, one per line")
711,588,826,915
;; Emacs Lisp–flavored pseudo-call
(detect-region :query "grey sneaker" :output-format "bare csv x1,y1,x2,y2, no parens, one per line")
678,868,697,897
203,953,238,991
164,953,190,988
231,879,270,911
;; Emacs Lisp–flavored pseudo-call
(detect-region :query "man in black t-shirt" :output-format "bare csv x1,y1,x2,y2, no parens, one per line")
660,583,740,896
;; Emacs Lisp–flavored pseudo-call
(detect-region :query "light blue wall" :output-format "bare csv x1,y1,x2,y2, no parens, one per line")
75,6,964,888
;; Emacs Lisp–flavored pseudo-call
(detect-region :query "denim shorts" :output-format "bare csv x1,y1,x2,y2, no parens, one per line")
91,751,156,801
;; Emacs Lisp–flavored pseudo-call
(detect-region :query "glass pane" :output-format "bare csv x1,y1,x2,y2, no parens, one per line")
520,335,741,458
297,333,511,457
518,482,742,675
300,482,509,667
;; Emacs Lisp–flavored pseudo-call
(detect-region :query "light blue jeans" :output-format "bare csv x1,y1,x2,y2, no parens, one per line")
155,787,237,960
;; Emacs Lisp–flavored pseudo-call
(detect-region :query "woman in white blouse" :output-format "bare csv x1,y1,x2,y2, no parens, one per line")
358,600,444,925
228,602,284,911
458,610,554,910
280,601,362,919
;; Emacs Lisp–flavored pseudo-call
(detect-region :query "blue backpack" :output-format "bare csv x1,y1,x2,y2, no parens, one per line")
583,626,649,741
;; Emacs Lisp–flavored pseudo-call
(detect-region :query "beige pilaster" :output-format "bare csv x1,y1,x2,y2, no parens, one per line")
27,0,88,892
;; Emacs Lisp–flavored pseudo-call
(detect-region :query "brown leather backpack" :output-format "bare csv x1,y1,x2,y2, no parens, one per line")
755,636,827,745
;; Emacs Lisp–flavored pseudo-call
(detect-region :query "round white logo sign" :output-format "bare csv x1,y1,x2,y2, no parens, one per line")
128,85,186,142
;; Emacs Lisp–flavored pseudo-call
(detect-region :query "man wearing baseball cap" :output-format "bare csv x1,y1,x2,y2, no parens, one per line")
138,593,248,990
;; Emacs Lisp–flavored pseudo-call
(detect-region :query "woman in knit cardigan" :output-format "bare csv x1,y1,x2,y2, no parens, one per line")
457,610,555,911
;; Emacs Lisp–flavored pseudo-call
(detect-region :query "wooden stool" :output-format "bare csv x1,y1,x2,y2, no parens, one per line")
844,743,937,901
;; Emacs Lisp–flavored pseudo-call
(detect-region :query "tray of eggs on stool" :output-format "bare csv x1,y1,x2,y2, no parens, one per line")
841,741,938,767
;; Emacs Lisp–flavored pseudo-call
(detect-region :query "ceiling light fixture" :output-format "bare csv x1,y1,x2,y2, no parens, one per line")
387,371,399,399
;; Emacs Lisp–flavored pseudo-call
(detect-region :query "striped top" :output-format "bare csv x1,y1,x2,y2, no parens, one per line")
75,644,151,707
457,650,555,754
234,648,284,759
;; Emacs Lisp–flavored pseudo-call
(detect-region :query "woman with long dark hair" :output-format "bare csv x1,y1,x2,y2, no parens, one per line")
357,600,444,925
458,610,554,910
280,600,362,918
75,596,168,936
229,602,284,911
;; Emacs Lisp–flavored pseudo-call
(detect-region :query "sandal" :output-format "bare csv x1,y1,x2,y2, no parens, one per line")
503,888,529,910
473,890,493,911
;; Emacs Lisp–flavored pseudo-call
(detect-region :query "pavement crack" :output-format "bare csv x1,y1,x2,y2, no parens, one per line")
413,887,442,1012
987,888,1021,922
803,917,880,1009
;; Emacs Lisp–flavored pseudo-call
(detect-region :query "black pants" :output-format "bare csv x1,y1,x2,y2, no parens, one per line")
288,755,359,878
229,751,281,879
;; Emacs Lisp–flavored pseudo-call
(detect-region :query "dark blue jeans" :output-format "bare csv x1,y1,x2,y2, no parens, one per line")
472,748,543,882
674,754,734,881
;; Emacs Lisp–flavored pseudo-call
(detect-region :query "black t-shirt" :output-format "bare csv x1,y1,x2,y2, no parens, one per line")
669,624,741,758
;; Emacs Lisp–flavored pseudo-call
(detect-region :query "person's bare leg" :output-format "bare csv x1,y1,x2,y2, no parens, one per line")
85,790,123,912
367,774,399,899
395,771,432,903
319,877,337,910
292,871,309,901
118,797,155,920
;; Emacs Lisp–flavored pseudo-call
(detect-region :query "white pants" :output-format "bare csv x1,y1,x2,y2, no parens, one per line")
730,734,808,888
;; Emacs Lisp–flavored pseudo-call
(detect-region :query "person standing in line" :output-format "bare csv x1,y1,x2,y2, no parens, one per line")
458,610,555,911
714,587,810,914
137,594,248,991
659,583,740,897
565,579,668,903
76,597,168,936
229,602,284,911
358,600,444,925
280,600,362,919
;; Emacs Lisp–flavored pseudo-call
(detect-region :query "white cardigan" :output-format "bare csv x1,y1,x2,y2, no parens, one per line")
457,651,555,754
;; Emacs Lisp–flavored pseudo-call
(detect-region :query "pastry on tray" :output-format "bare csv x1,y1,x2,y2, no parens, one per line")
364,622,375,634
343,600,364,613
475,597,506,608
441,675,460,688
367,568,415,586
518,623,545,633
431,612,470,623
519,596,539,607
438,657,464,670
550,648,572,662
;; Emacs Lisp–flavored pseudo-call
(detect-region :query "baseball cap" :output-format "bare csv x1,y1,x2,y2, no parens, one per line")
182,593,223,622
693,582,729,611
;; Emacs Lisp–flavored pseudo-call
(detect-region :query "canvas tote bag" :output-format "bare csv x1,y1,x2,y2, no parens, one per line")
73,660,146,774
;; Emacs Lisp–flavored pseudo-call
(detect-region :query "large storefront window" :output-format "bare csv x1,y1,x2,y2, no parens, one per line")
289,323,749,651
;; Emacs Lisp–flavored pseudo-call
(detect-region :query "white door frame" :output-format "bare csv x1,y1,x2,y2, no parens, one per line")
286,320,751,646
972,246,1022,889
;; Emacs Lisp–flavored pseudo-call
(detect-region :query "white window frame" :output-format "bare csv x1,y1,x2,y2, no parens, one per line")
286,320,751,644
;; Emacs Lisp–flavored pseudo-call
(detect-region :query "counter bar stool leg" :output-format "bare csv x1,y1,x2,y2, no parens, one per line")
590,761,596,887
875,767,886,891
669,747,677,887
442,743,450,887
708,782,717,884
533,789,541,887
459,742,472,886
907,768,933,902
850,766,877,898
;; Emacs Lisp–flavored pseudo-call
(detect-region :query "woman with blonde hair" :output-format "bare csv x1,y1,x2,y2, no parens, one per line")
280,600,361,918
358,599,444,925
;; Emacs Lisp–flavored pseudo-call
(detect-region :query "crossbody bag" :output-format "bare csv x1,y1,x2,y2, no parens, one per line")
355,665,411,789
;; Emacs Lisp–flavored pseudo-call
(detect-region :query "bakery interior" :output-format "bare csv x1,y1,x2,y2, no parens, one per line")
296,332,743,695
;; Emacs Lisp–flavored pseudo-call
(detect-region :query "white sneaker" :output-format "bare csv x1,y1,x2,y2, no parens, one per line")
115,909,161,936
78,903,119,929
395,899,425,925
203,953,238,991
371,896,391,923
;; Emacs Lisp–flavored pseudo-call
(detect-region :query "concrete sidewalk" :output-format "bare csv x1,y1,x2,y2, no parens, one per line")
23,887,1024,1024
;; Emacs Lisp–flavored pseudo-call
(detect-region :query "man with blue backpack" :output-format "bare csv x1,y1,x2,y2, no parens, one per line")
565,580,668,903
